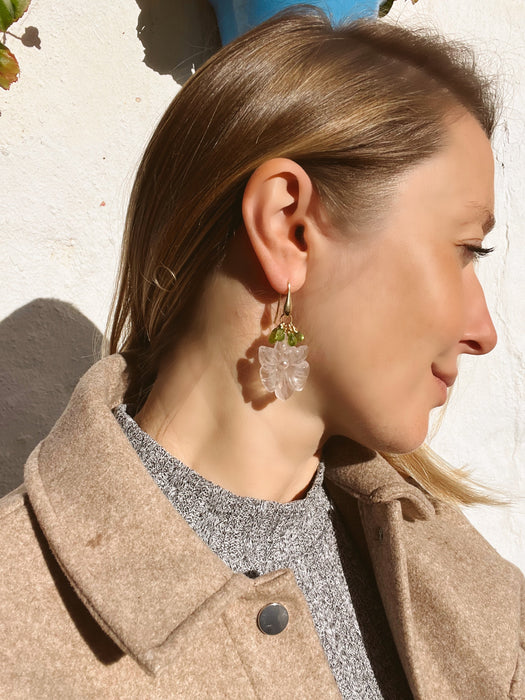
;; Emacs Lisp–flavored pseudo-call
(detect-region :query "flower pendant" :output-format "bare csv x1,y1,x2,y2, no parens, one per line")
258,340,310,401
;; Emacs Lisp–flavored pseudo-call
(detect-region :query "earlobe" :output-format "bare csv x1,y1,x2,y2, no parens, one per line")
242,158,315,294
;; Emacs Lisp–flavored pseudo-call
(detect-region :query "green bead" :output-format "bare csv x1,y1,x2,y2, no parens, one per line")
296,332,305,342
269,327,285,343
287,332,298,346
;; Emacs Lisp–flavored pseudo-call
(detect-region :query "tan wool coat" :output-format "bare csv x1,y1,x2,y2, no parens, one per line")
0,354,524,699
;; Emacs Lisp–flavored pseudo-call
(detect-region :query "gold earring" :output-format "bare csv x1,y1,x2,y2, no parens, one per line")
268,283,305,346
258,283,310,401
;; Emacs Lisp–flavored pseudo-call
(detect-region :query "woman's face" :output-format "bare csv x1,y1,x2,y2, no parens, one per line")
303,112,497,453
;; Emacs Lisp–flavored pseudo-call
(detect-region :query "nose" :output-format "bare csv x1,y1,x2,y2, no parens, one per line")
460,270,497,355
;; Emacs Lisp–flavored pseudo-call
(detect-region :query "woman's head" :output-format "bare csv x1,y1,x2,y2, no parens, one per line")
107,7,498,498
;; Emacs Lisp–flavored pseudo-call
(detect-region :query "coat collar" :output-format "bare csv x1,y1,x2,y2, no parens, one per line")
25,354,434,679
322,436,435,522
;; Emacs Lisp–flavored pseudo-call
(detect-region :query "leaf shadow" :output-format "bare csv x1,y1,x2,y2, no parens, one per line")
135,0,221,84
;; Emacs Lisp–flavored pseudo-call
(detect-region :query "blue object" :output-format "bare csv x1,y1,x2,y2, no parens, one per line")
209,0,382,44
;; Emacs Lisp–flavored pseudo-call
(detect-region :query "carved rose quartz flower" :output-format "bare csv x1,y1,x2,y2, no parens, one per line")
258,340,310,401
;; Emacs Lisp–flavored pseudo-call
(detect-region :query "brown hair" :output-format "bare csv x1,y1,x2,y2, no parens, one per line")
106,7,501,506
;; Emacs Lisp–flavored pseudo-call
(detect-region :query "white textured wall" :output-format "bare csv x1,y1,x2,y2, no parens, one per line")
1,0,524,571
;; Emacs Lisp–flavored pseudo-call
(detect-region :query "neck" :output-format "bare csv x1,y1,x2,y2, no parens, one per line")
134,275,326,503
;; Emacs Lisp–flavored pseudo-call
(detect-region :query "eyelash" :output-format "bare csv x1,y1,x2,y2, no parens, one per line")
463,244,495,261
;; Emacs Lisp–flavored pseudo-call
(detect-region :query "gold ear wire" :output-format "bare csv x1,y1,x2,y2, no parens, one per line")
283,282,292,316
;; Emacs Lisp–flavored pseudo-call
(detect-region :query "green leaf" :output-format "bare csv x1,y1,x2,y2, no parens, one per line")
0,0,31,32
0,41,19,89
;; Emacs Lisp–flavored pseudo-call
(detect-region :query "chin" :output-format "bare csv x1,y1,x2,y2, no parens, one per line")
327,397,430,455
360,420,429,455
382,431,428,455
380,437,427,455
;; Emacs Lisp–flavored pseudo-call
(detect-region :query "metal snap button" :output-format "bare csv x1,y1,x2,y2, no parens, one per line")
257,603,289,635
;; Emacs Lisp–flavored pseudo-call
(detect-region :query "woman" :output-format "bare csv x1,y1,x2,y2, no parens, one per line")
1,8,523,699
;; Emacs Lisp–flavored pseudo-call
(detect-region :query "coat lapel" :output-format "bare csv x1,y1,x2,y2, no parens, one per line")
24,354,253,674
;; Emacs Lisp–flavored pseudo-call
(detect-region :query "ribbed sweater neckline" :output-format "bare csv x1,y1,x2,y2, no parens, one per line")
113,404,332,572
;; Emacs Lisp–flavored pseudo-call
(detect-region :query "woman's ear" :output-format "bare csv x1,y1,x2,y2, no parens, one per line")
242,158,318,295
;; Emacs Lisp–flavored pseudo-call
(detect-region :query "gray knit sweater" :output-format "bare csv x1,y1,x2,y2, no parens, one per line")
114,404,411,699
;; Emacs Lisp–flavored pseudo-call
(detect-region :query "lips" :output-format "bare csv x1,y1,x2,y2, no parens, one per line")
431,366,457,388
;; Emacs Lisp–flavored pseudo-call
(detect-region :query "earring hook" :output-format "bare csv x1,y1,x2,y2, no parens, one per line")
283,282,292,316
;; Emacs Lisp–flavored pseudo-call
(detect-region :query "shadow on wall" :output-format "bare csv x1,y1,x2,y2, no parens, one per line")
0,299,102,498
136,0,222,84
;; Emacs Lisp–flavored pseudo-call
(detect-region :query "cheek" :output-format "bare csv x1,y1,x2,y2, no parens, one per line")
371,246,465,358
302,248,462,450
